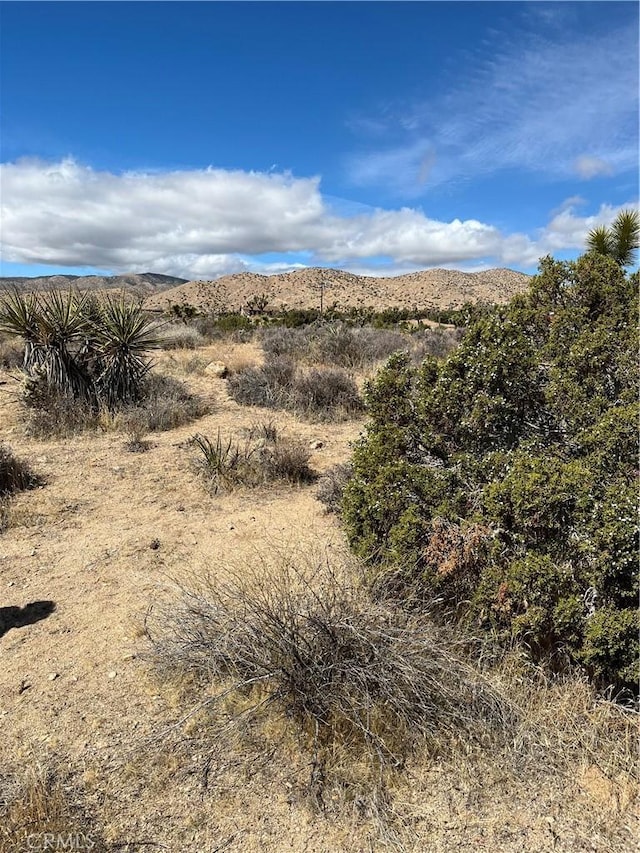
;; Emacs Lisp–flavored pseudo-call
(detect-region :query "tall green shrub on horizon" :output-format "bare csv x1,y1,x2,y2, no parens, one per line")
342,252,639,693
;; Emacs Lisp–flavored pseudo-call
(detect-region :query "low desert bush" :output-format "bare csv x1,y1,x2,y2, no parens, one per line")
227,354,362,421
344,254,640,693
0,444,43,533
133,373,210,432
192,427,314,493
0,444,43,497
22,374,99,437
23,372,209,438
315,462,353,514
293,367,363,419
148,556,516,803
154,321,206,350
0,334,23,369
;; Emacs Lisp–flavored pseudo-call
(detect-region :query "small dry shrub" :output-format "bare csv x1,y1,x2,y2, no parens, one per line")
0,334,23,369
267,436,315,484
149,556,515,799
228,354,362,421
22,374,99,437
119,408,152,452
293,367,363,420
22,372,209,437
0,763,109,853
192,428,314,492
0,444,43,496
226,356,291,409
134,373,211,432
155,322,206,350
315,462,353,514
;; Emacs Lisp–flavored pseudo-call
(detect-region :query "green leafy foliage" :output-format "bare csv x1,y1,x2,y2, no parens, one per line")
343,253,639,692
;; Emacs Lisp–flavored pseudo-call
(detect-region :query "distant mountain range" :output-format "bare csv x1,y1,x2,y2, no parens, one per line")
143,267,531,312
1,267,531,312
0,272,187,299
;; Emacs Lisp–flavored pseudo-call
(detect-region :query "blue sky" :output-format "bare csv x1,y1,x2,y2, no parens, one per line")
1,1,638,280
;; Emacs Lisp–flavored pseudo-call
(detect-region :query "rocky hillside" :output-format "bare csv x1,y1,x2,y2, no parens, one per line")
0,272,187,299
143,267,531,313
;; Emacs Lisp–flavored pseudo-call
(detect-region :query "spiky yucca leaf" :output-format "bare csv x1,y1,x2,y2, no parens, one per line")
610,209,639,267
0,289,39,340
0,290,39,370
92,294,161,406
36,290,90,343
587,209,639,268
586,226,613,258
0,289,94,396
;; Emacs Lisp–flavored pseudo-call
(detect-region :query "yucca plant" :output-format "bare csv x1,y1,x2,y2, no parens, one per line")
0,289,93,398
0,289,41,370
191,430,260,493
91,295,161,407
0,288,161,411
32,290,94,399
586,209,639,268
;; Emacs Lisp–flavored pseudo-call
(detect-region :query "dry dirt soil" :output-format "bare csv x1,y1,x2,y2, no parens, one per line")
1,342,637,853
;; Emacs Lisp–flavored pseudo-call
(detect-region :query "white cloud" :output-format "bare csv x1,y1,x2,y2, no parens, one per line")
539,201,624,252
0,158,325,268
0,158,635,277
574,155,614,179
348,19,638,194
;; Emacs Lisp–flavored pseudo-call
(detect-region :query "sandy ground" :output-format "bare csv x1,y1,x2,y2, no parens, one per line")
1,342,637,852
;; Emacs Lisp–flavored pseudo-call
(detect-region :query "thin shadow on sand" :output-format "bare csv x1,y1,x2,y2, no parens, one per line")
0,600,56,638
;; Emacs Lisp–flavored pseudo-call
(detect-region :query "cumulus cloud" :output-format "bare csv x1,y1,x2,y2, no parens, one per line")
0,158,324,267
0,158,634,277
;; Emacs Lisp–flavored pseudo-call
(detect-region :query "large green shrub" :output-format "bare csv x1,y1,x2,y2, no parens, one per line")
343,253,639,693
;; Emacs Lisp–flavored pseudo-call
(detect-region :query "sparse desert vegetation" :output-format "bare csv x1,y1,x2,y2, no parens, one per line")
0,444,44,532
0,252,638,852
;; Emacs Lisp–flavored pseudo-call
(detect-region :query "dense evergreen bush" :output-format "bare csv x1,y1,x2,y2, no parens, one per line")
343,253,639,693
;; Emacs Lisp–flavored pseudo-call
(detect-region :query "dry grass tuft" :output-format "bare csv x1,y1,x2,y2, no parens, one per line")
0,763,109,853
0,444,43,496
